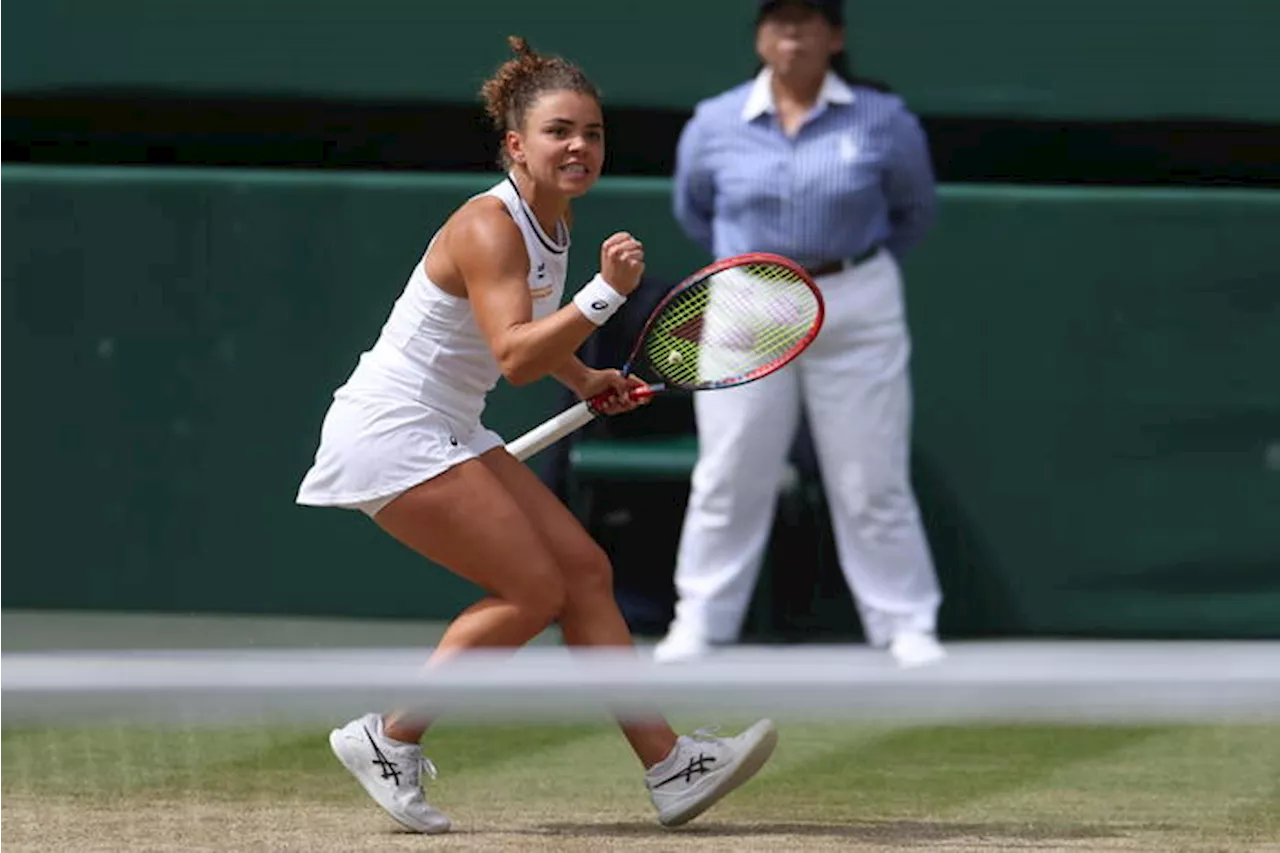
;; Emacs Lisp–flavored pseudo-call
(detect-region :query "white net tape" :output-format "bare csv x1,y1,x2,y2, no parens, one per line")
6,641,1279,726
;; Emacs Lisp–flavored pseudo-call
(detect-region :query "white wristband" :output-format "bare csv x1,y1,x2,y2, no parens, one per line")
572,273,627,326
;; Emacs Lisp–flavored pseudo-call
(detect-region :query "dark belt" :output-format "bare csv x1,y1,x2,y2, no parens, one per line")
804,244,883,279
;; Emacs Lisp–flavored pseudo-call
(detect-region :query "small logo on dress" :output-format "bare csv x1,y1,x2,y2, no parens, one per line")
536,261,547,280
449,435,459,447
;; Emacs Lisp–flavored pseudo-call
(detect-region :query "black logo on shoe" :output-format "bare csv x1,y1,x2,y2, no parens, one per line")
653,753,717,788
363,726,402,785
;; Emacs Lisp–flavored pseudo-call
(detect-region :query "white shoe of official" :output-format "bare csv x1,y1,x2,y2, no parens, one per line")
329,713,451,834
888,631,947,668
646,719,778,827
652,624,714,664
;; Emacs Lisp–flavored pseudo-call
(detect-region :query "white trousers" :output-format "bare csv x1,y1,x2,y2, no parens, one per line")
669,251,941,647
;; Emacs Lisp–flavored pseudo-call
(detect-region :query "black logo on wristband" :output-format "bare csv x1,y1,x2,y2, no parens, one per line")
591,300,609,311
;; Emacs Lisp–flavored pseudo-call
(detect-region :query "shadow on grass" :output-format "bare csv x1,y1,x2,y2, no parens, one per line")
529,819,1161,842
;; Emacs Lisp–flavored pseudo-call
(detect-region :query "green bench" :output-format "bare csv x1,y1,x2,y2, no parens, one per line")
565,432,818,639
569,435,700,481
567,434,806,511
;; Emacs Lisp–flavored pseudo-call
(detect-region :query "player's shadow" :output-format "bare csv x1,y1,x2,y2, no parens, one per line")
532,819,1158,843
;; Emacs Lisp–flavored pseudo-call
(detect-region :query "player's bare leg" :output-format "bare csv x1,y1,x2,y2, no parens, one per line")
330,457,572,833
480,448,779,825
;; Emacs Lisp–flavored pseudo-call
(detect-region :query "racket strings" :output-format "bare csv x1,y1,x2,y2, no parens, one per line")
643,262,820,389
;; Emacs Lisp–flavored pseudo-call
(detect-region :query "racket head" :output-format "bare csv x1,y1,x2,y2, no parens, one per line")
625,252,824,391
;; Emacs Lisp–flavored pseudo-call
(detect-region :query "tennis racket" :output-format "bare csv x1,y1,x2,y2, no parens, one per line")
506,252,824,462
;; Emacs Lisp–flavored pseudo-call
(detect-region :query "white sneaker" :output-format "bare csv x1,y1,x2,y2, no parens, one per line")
653,624,713,664
888,631,947,668
646,719,778,827
329,713,451,834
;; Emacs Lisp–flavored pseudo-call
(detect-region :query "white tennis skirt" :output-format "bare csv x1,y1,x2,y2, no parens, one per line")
296,390,504,518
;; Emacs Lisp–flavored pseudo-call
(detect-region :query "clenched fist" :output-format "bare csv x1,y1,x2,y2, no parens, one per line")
599,232,645,295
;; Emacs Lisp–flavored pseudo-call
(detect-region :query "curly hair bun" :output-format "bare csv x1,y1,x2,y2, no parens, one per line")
478,36,601,167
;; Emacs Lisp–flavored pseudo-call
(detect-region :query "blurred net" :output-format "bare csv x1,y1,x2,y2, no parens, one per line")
3,614,1278,851
7,637,1280,726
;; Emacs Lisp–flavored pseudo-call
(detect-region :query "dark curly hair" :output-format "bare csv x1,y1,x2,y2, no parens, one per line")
479,36,601,169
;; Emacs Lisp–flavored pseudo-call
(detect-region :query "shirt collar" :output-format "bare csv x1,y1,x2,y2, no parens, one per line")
740,67,854,122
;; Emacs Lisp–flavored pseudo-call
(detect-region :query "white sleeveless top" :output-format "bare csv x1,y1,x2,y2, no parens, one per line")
338,175,570,426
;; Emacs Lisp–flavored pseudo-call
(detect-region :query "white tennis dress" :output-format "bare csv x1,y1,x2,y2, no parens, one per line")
296,176,570,517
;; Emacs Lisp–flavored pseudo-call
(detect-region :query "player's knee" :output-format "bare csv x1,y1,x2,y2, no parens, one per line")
563,541,614,605
515,569,567,628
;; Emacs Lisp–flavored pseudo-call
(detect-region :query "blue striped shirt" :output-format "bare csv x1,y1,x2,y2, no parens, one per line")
673,70,937,266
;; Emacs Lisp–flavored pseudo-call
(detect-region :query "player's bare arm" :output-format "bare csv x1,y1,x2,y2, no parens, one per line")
449,202,646,386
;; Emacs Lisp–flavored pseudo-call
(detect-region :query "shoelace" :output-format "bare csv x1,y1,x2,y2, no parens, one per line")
398,752,438,789
688,725,721,742
399,757,439,799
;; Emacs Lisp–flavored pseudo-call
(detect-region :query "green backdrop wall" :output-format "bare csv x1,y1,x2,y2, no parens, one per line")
4,0,1277,121
4,165,1278,636
905,186,1280,637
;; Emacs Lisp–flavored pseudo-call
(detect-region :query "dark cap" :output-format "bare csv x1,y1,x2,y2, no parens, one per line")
757,0,845,26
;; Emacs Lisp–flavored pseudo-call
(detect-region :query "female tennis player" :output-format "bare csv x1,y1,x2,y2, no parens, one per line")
296,36,776,834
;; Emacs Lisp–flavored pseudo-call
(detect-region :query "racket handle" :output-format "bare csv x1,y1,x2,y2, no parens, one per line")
506,400,598,462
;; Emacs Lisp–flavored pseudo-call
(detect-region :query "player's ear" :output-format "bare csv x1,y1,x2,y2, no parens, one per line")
506,130,527,166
